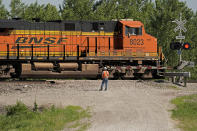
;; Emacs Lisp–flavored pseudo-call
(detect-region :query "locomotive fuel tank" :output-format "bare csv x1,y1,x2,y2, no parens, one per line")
59,63,79,71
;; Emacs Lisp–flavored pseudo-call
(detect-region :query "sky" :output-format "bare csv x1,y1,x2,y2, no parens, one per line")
2,0,197,12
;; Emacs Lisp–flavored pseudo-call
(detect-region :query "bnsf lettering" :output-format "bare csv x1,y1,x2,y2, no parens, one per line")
28,37,43,44
130,39,144,45
57,38,67,44
16,37,28,43
15,37,68,44
43,37,56,44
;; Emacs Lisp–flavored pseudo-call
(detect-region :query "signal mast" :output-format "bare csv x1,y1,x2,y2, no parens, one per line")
172,13,188,62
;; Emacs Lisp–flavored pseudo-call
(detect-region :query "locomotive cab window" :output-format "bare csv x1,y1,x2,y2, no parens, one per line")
125,26,142,36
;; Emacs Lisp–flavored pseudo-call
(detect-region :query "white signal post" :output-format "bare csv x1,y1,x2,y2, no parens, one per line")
172,13,187,62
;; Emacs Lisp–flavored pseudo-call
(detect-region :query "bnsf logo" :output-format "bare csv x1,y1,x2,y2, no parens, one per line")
15,37,68,44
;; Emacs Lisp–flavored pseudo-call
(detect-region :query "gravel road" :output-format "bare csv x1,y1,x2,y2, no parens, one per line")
0,80,197,131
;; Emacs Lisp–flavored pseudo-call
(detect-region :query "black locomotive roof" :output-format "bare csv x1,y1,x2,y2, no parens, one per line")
0,19,119,32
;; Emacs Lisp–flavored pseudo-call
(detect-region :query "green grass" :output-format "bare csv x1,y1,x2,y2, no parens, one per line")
0,101,91,131
171,94,197,131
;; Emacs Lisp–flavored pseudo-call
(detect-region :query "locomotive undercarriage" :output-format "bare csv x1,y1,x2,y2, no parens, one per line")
0,58,164,79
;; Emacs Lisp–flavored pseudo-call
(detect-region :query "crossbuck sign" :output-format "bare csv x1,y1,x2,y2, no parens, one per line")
173,19,187,33
172,13,187,40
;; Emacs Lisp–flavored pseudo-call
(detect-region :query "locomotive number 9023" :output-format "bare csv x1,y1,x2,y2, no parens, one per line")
130,39,144,45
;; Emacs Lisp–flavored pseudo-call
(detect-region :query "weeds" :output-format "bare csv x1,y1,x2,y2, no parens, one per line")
33,101,38,112
0,102,91,131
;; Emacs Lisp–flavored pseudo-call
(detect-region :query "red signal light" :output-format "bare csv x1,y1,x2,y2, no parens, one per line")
183,43,191,50
184,44,189,49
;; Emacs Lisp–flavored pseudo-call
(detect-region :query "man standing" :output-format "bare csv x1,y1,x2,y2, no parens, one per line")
99,67,109,91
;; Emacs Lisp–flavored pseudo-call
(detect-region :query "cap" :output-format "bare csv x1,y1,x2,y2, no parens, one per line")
104,67,107,70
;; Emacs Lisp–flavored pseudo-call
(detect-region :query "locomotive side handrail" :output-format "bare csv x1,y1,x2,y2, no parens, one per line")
0,43,158,60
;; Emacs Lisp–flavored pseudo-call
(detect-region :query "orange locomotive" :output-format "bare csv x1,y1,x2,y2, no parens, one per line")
0,19,165,79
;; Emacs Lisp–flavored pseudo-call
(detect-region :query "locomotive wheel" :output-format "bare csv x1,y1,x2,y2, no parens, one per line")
120,76,125,80
120,74,126,80
113,72,120,80
133,73,143,79
142,71,153,79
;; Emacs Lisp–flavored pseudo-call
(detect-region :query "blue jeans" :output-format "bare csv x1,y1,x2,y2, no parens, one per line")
100,78,108,90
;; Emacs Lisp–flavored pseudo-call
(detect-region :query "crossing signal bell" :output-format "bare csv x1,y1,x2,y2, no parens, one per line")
170,42,191,50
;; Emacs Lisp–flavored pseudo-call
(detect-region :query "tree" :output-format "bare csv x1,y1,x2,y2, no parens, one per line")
93,0,153,21
22,2,60,22
10,0,26,18
136,0,155,31
43,4,61,21
93,0,116,20
60,0,94,20
93,0,129,20
23,2,45,21
0,0,9,19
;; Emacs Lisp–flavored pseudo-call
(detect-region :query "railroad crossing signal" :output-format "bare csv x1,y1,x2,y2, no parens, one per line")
172,13,188,62
172,19,187,33
172,13,187,40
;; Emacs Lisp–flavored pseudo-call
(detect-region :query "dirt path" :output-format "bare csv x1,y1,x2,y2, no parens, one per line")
0,80,197,131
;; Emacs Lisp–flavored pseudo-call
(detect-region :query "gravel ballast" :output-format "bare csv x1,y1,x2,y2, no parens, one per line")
0,80,197,131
